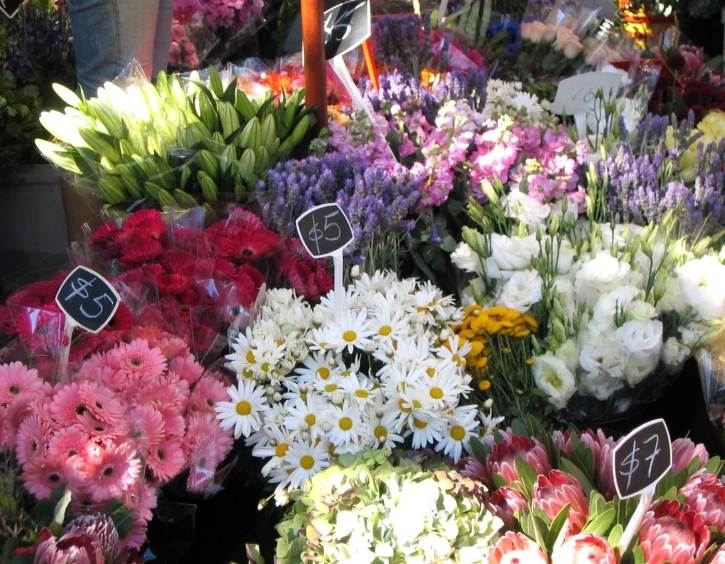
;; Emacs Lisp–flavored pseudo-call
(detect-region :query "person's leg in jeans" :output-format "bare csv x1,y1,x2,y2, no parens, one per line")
67,0,160,95
152,0,175,78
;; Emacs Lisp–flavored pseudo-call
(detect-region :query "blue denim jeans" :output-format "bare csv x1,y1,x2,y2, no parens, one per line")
68,0,175,95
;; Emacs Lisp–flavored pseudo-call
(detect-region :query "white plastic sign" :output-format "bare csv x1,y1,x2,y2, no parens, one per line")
551,72,623,116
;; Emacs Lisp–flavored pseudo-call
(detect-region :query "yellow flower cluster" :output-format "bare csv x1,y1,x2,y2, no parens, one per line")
667,110,725,182
453,305,538,383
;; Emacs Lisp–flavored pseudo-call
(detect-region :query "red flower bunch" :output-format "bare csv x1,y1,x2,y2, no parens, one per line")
88,208,332,357
0,328,234,551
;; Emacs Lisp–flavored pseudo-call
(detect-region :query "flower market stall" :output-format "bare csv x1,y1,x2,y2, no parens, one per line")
4,0,725,562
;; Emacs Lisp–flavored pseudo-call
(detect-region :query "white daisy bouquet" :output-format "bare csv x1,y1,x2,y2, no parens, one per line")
453,194,725,423
215,271,492,499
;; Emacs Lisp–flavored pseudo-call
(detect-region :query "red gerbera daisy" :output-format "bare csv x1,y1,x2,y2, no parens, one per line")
161,249,196,272
120,239,165,267
90,221,122,259
156,273,193,295
224,228,280,262
121,209,164,235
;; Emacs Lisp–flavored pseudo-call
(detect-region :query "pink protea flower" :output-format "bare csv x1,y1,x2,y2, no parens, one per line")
490,486,528,528
34,526,104,564
681,472,725,530
83,443,141,503
0,362,44,405
553,429,617,499
65,514,119,558
486,435,552,488
485,531,549,564
671,438,709,475
459,456,487,481
551,533,616,564
532,470,589,538
639,500,711,564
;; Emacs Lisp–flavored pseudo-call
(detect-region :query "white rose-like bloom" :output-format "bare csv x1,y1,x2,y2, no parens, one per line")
532,352,577,409
497,270,543,313
543,23,557,42
503,190,551,227
580,367,626,400
555,339,579,373
680,322,710,348
490,233,539,274
657,275,687,314
575,252,636,309
451,242,484,276
521,21,547,43
624,352,660,386
676,256,725,320
579,338,628,381
661,337,691,366
626,299,657,322
616,319,663,356
591,286,641,332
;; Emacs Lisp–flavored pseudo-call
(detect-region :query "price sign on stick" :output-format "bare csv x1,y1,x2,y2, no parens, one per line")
323,0,371,61
551,72,623,116
296,203,354,259
1,0,24,18
56,266,121,334
613,419,672,551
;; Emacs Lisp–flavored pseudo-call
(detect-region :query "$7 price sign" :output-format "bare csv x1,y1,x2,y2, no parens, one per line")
612,419,672,499
296,203,355,259
55,266,121,334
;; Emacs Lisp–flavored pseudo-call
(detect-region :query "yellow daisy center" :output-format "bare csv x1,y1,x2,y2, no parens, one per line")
261,362,270,372
450,426,466,441
413,418,428,429
426,367,436,378
343,330,357,343
300,455,315,470
430,387,443,400
246,351,256,363
412,400,421,409
339,417,353,431
374,425,388,439
379,325,392,336
275,443,289,457
304,414,316,426
355,389,369,398
236,401,252,416
317,367,330,380
242,368,254,379
325,384,338,393
399,399,411,413
329,443,337,457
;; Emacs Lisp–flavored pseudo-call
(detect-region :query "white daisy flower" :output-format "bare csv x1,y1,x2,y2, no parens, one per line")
369,305,410,345
283,397,326,440
339,375,378,407
253,424,295,476
408,412,445,449
280,439,330,490
216,380,270,439
327,401,363,448
435,405,480,462
311,372,343,396
306,326,335,353
327,311,374,354
480,408,506,438
295,351,336,386
436,334,472,370
363,408,404,451
423,370,467,408
354,270,397,293
393,387,436,433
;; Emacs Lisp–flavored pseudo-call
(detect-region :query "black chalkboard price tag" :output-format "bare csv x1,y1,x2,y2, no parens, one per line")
55,266,121,334
1,0,24,18
612,419,672,500
296,203,354,259
324,0,372,61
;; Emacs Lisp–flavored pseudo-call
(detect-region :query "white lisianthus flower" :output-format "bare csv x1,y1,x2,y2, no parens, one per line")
579,339,628,381
676,256,725,320
591,286,641,331
575,251,637,308
497,270,543,313
624,353,660,386
532,352,577,409
555,339,580,373
661,337,691,366
626,299,657,322
680,322,710,348
503,189,551,228
490,233,539,274
656,276,687,314
616,319,663,355
451,242,484,275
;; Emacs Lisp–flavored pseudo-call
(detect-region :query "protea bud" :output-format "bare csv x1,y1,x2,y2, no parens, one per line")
34,527,104,564
638,500,711,564
681,472,725,530
485,531,548,564
532,469,589,538
491,486,528,528
65,514,119,558
552,533,616,564
486,434,552,488
671,438,709,475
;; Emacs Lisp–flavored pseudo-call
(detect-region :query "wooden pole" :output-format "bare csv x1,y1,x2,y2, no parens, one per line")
301,0,328,131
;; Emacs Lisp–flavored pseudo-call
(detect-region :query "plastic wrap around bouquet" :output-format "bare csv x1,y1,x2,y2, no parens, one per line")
697,331,725,450
452,186,723,425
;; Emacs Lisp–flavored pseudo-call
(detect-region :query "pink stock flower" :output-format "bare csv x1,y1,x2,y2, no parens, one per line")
638,500,711,564
551,533,616,564
671,438,709,474
486,434,552,488
532,470,589,538
485,531,549,564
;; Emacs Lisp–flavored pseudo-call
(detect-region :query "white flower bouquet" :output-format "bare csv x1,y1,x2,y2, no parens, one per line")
453,192,724,423
216,272,497,500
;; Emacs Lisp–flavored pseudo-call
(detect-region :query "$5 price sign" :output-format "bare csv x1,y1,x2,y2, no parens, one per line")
323,0,371,60
612,419,672,499
296,203,355,259
55,266,121,334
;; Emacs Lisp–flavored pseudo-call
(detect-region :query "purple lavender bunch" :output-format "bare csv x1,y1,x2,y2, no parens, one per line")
373,14,435,79
257,154,422,264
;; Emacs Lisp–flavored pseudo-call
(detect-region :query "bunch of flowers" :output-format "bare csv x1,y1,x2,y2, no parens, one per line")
453,192,724,421
216,271,490,500
469,79,588,205
170,0,266,71
0,329,235,549
461,424,725,563
87,208,332,356
271,449,503,563
257,154,422,269
518,21,586,75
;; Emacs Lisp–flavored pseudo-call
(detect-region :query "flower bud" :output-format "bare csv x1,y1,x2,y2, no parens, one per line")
351,265,361,279
272,392,282,402
266,386,275,396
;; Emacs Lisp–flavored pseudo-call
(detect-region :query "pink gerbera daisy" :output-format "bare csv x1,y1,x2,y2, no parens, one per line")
184,412,234,469
129,405,166,450
0,362,44,405
48,427,89,460
156,336,190,360
147,438,186,483
169,354,203,386
5,392,43,447
188,375,228,414
134,375,189,412
121,483,158,523
112,339,167,379
75,411,129,440
50,383,89,427
158,406,186,438
120,515,147,550
15,415,51,465
22,456,83,499
78,381,126,425
84,443,142,503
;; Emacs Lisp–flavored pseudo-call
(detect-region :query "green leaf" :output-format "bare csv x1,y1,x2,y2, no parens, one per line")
0,536,18,564
582,507,616,536
246,544,265,564
105,499,136,539
632,545,645,564
559,457,595,498
208,67,225,100
515,457,539,499
703,456,724,477
608,523,623,547
511,419,528,437
492,472,509,489
545,503,571,553
469,437,488,466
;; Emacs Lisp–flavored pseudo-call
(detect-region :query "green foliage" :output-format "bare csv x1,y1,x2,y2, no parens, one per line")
0,71,43,175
